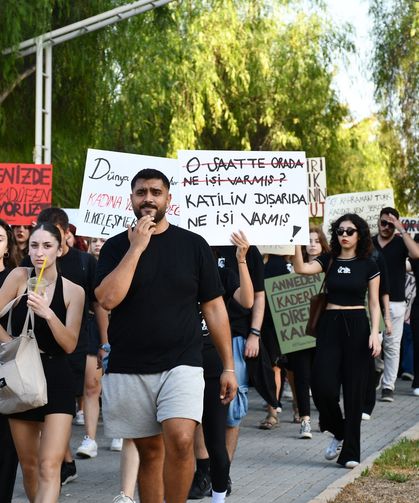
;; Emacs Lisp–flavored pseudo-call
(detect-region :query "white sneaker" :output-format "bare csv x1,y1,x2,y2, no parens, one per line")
413,388,419,397
112,492,136,503
74,410,85,425
110,438,123,451
325,437,343,460
299,419,312,439
345,460,359,469
362,413,371,421
76,436,98,458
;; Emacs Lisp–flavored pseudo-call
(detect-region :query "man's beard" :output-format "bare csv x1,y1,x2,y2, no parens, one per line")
133,204,166,224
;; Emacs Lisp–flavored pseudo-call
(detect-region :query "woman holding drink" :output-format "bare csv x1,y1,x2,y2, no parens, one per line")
0,222,84,503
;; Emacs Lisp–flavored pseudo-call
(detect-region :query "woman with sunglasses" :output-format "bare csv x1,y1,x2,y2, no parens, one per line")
293,214,381,469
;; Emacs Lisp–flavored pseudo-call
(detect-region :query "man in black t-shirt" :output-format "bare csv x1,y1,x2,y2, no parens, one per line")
373,207,419,402
95,169,237,503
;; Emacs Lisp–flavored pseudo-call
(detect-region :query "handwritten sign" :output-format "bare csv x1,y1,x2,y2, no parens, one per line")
324,189,394,233
178,150,309,245
401,216,419,237
307,157,326,217
265,272,318,354
77,149,179,238
0,163,53,225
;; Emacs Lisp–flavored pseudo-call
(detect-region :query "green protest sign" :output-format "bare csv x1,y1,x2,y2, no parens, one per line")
265,273,321,354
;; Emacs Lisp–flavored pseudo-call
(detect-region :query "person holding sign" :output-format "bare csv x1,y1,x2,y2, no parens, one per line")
293,214,381,469
94,169,237,503
0,222,84,503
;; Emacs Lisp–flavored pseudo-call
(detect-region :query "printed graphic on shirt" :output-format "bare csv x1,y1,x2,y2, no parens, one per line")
337,266,351,274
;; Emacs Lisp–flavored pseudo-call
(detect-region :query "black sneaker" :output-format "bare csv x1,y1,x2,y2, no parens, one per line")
226,476,232,496
61,460,78,485
188,469,212,499
380,388,394,402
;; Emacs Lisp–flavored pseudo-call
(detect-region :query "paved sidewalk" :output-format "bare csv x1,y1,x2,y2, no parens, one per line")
12,378,419,502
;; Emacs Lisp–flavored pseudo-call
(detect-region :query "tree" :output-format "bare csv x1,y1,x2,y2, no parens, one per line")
370,0,419,213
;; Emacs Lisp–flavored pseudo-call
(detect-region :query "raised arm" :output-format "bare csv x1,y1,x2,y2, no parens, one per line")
387,214,419,259
231,231,254,309
95,216,155,310
292,245,323,275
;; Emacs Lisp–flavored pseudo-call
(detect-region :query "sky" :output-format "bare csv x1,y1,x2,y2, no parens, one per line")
324,0,378,121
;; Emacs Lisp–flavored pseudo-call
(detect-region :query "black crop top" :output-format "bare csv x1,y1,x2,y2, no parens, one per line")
315,253,380,306
11,273,67,355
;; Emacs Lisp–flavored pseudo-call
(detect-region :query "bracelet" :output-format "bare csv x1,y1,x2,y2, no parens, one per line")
399,229,407,235
100,343,111,352
238,259,247,264
249,327,261,336
223,369,235,373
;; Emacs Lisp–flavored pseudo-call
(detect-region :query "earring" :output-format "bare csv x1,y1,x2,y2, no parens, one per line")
3,251,9,258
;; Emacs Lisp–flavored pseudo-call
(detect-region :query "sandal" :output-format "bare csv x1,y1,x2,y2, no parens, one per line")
258,414,278,430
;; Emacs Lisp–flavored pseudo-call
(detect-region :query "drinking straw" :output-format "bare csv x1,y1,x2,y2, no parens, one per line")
34,258,47,293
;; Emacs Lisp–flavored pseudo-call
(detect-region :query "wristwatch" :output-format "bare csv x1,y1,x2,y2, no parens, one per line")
100,343,111,352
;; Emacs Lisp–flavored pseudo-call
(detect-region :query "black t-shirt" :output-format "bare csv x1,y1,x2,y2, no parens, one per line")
0,267,12,331
316,253,380,306
215,245,264,336
22,247,97,352
202,267,239,379
373,235,408,301
95,225,224,374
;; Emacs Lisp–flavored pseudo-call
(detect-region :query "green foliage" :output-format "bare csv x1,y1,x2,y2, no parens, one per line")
0,0,397,211
370,0,419,213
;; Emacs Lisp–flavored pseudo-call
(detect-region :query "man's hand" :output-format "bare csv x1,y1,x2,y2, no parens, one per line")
128,215,156,252
384,318,392,335
244,333,259,358
219,370,238,405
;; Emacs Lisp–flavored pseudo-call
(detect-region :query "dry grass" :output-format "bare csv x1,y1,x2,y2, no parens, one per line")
330,438,419,503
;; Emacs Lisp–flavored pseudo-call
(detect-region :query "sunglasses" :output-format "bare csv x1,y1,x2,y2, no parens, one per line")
336,227,357,237
380,219,395,229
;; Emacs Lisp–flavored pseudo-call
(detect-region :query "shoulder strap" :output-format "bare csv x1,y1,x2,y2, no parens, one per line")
318,258,333,294
0,267,33,334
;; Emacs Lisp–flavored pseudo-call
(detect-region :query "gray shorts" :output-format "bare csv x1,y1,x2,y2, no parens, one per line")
102,365,204,439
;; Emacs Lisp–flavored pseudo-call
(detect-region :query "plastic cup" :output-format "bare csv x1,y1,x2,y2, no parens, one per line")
27,277,48,296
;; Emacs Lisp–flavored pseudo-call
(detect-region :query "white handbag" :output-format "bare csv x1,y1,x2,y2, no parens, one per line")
0,297,48,414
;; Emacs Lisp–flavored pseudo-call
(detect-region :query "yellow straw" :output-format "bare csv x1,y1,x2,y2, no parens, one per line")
35,258,47,293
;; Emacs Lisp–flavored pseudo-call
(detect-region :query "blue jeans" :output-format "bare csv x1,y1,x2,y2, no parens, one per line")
226,336,249,427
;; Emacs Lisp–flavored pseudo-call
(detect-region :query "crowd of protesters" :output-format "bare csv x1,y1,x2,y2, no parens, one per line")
0,171,418,503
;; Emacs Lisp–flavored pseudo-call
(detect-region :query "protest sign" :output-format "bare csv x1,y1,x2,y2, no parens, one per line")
178,150,309,245
400,216,419,237
0,163,53,225
324,189,394,233
265,272,318,354
307,157,326,217
257,245,295,256
77,149,179,238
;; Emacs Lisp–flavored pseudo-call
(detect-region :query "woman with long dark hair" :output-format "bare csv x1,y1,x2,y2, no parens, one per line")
0,222,84,503
293,214,381,468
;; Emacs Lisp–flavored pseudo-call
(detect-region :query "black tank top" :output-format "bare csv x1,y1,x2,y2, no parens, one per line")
11,272,67,355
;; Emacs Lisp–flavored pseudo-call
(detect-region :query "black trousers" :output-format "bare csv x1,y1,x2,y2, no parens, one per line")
287,347,315,417
363,355,377,415
202,377,230,493
312,309,370,465
0,414,18,503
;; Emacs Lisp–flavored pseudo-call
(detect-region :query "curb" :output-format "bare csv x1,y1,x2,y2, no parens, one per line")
308,420,419,503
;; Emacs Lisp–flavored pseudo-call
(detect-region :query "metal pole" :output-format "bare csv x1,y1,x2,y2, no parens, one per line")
44,44,52,164
34,36,44,164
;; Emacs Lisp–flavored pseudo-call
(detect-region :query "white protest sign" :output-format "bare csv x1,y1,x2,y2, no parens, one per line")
324,189,394,233
400,216,419,237
307,157,326,218
178,150,309,246
77,149,179,238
